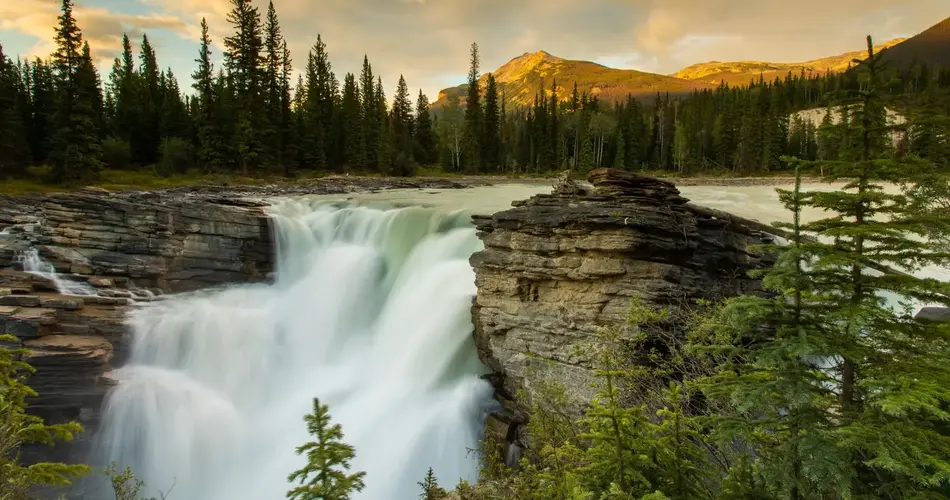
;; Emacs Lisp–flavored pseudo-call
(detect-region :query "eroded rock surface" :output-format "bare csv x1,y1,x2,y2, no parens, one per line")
471,169,777,429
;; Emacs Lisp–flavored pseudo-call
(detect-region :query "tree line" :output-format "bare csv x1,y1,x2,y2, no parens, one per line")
2,0,949,183
0,0,437,183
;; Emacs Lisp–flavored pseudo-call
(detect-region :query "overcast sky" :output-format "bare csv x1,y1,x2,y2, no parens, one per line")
2,0,946,101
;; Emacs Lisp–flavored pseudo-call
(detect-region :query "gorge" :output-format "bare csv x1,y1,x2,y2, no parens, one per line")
2,171,942,499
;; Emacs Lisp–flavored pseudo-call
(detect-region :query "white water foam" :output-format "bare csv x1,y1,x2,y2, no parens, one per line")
16,248,99,296
97,200,493,499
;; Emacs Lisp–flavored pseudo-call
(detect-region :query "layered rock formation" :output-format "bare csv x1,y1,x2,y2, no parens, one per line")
0,193,272,293
471,169,777,434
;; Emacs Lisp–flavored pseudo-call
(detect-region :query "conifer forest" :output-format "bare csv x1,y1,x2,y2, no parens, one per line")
1,0,949,183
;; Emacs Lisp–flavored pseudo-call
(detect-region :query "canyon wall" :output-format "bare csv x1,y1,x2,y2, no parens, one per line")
470,169,777,436
0,191,273,293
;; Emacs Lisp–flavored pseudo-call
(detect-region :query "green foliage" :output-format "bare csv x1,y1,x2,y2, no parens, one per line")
0,334,89,499
287,398,366,500
101,137,132,170
418,467,446,500
156,137,192,177
105,462,172,500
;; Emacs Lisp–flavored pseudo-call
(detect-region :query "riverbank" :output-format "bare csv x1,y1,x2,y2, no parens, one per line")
0,167,835,197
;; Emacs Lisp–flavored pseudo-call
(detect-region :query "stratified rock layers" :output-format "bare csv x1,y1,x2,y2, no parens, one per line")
0,193,272,293
471,169,775,419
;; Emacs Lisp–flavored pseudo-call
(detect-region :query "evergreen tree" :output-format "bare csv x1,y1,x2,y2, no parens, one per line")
391,74,414,161
0,43,31,176
287,398,366,500
482,73,500,172
263,1,285,167
418,467,446,500
359,55,378,171
693,170,848,499
223,0,265,175
414,90,436,165
137,34,162,165
340,73,362,168
462,42,482,172
0,334,91,496
48,0,102,183
612,131,626,170
192,18,224,172
160,69,187,141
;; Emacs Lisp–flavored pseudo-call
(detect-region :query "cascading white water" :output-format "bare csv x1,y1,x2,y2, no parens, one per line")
16,248,99,296
97,199,493,499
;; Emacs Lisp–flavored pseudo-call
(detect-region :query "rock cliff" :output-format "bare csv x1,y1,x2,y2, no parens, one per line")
0,192,272,293
470,169,777,437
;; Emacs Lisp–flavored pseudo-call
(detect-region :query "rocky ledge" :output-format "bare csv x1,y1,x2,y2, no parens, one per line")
0,177,475,293
471,168,779,437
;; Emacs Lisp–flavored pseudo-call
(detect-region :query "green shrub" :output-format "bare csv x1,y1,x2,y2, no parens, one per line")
156,138,192,177
101,137,133,170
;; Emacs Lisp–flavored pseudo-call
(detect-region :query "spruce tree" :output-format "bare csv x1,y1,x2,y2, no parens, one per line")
798,38,950,498
418,467,446,500
391,74,414,161
48,0,102,183
612,131,626,170
223,0,265,175
462,42,482,172
692,170,848,499
137,34,162,165
287,398,366,500
482,73,500,172
0,43,31,176
340,73,362,168
359,56,378,171
414,90,436,165
192,18,223,172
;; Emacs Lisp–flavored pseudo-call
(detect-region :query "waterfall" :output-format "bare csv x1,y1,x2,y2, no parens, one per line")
16,248,99,296
97,199,493,499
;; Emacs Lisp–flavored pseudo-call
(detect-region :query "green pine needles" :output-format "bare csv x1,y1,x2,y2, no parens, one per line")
287,398,366,500
0,334,89,499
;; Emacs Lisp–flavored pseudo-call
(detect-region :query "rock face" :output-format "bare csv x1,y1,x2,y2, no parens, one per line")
0,192,272,293
471,169,776,432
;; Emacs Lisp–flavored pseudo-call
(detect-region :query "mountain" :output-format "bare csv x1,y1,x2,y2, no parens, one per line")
673,38,905,86
876,16,950,69
432,51,711,109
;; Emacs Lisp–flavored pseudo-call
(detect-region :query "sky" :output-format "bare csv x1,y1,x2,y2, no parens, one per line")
1,0,947,102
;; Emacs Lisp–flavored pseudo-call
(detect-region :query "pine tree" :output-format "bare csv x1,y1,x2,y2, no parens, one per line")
612,131,626,170
579,324,656,496
0,43,31,176
414,90,436,166
418,467,446,500
391,74,414,159
693,170,848,499
287,398,366,500
462,42,482,172
359,55,378,171
223,0,265,175
0,334,90,497
160,69,187,140
137,34,162,165
797,38,950,498
340,73,362,168
48,0,102,183
192,18,223,172
482,73,500,172
263,1,285,167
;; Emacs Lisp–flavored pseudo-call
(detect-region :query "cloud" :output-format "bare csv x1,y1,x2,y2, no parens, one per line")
1,0,194,64
144,0,943,100
4,0,945,101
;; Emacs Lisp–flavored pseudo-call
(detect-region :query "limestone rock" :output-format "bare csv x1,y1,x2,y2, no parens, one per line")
471,168,774,420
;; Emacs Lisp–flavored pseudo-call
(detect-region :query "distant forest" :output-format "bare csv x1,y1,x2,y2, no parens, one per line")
0,0,948,183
